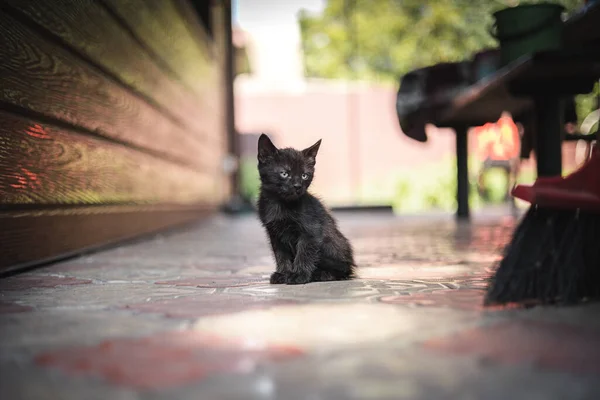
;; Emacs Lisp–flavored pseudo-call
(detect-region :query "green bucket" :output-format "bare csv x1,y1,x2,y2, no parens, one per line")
491,3,565,66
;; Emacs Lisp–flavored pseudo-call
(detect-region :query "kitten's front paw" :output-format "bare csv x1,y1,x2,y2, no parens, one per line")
285,272,311,285
270,272,286,284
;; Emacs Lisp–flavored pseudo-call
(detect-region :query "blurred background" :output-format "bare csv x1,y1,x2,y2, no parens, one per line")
232,0,599,213
1,0,598,270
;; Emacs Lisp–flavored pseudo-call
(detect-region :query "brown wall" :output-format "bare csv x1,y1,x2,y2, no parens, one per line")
0,0,229,271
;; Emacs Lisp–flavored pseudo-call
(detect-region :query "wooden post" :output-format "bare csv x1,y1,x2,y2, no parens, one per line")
455,125,470,220
223,0,239,194
534,97,563,177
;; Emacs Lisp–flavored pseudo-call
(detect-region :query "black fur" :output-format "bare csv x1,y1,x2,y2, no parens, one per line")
257,134,356,285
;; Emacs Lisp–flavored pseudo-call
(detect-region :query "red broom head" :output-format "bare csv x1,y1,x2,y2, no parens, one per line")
512,147,600,211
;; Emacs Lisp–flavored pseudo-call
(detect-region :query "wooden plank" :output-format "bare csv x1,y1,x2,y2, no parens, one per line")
102,0,219,104
0,205,212,272
0,111,223,206
509,50,600,95
174,0,219,54
0,11,212,169
2,0,219,146
440,58,532,126
441,50,600,126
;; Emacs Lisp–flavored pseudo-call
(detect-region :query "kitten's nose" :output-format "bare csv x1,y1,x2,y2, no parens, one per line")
293,183,302,192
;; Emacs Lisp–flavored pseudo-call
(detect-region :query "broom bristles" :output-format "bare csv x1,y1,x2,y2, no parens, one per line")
485,206,600,306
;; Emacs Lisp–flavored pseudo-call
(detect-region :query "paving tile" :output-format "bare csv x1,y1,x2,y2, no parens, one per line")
379,289,487,311
2,212,599,399
0,364,140,400
223,275,490,303
512,302,600,331
122,294,299,318
0,275,92,291
47,261,225,282
235,264,275,275
192,303,478,352
0,301,33,314
0,283,205,310
0,310,183,357
223,280,386,301
422,320,600,377
164,345,600,400
34,330,303,391
357,263,477,280
155,275,269,288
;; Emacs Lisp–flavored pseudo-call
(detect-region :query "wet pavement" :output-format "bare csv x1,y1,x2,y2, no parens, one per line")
1,211,600,399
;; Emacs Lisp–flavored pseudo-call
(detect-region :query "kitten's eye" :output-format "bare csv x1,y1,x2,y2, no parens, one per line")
301,173,309,180
280,171,289,178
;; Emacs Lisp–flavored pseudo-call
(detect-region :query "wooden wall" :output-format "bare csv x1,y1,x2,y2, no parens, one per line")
0,0,230,272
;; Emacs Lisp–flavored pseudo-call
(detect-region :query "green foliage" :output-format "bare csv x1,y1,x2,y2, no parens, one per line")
576,82,599,132
390,157,485,213
479,168,509,203
239,157,260,202
388,157,540,213
299,0,582,82
299,0,598,121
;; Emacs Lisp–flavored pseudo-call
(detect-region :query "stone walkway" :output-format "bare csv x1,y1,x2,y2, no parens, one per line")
1,212,600,399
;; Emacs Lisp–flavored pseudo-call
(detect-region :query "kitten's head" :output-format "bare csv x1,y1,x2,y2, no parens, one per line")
257,133,321,201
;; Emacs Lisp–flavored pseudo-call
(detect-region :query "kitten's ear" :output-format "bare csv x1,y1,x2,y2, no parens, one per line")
257,134,278,163
302,139,322,164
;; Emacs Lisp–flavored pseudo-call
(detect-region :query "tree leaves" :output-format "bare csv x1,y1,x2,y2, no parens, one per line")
299,0,583,82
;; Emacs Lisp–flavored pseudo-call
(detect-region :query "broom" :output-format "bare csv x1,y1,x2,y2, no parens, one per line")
485,141,600,307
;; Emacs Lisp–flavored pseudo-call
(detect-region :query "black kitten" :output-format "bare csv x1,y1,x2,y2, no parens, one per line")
257,133,356,285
